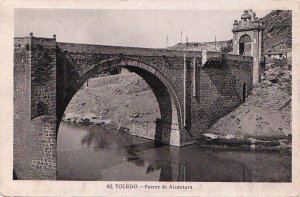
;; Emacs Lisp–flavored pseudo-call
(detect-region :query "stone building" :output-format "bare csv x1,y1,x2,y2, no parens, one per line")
265,48,292,59
232,9,264,84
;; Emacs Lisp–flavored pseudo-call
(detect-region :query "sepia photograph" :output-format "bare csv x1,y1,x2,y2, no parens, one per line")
1,0,299,196
13,8,292,182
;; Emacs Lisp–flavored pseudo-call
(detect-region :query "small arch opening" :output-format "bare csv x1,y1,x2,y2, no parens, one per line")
239,34,252,56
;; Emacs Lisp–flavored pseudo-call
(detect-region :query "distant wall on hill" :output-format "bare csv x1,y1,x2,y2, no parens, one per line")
168,40,233,53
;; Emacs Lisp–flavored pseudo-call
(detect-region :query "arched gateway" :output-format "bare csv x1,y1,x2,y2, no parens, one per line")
239,34,252,55
14,10,261,179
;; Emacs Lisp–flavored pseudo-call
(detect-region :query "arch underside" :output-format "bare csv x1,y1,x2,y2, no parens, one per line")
58,58,184,146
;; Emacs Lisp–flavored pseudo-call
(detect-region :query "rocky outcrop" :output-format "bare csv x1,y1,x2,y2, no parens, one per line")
200,58,292,151
261,59,292,95
63,112,112,126
262,10,292,52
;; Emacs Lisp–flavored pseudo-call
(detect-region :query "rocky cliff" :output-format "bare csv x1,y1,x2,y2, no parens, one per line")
262,10,292,53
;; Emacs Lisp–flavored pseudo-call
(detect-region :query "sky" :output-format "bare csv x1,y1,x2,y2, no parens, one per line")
14,9,270,48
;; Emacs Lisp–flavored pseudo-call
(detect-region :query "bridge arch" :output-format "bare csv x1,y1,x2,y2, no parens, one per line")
58,57,184,146
239,34,252,55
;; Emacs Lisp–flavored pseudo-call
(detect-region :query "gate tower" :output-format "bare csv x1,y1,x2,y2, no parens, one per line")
232,9,264,84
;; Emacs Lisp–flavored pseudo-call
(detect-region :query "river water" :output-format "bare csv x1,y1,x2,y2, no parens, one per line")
57,122,291,182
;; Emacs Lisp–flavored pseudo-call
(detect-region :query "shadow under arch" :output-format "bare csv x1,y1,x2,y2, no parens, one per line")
57,57,184,146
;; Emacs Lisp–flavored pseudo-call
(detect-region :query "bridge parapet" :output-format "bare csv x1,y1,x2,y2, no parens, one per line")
202,50,253,68
14,37,30,48
223,53,253,62
57,42,201,58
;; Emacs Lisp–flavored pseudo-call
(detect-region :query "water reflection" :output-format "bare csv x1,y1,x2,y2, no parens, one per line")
57,122,291,182
81,129,109,150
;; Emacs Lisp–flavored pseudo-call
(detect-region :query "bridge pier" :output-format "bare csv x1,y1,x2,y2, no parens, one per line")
168,99,194,147
156,120,194,147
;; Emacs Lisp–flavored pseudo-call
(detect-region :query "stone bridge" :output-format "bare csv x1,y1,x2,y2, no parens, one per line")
13,10,266,179
14,35,254,179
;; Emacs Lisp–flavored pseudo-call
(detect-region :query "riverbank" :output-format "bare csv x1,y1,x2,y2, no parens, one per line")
62,117,291,152
63,63,291,151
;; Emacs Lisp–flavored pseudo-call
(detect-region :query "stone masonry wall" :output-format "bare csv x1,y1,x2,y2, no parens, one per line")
31,37,57,119
188,53,253,138
30,116,56,179
14,37,57,179
13,38,32,179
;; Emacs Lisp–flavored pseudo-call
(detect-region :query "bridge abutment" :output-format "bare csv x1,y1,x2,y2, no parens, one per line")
14,35,58,179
